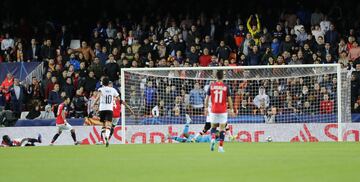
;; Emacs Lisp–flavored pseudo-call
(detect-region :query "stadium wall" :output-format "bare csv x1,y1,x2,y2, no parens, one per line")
1,123,360,145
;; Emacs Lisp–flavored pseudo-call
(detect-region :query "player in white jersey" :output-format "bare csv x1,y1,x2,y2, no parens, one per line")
95,77,119,147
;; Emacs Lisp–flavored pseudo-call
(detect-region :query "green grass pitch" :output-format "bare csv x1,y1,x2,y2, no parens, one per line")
0,142,359,182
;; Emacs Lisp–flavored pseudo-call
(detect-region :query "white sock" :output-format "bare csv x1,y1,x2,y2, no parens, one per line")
105,129,110,140
194,133,201,139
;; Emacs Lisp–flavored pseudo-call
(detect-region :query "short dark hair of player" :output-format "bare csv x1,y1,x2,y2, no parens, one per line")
2,135,11,144
216,70,224,80
102,77,110,86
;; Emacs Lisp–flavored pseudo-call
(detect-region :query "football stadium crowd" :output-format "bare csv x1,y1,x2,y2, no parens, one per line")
0,0,360,124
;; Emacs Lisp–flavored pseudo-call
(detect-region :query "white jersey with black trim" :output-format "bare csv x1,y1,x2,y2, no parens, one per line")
98,86,119,111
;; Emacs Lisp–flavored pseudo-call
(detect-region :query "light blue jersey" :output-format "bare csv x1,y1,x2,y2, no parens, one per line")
171,123,215,143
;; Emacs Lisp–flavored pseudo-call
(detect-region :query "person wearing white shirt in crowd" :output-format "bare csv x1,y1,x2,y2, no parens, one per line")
1,33,14,53
320,16,331,33
253,86,270,109
312,25,325,44
166,21,181,37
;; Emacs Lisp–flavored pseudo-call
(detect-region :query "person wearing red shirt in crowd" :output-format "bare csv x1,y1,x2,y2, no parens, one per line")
320,94,334,114
204,70,235,153
1,73,14,109
50,97,80,145
199,48,212,67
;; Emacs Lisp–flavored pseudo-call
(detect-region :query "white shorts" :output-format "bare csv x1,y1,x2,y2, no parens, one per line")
209,112,228,124
112,118,119,126
57,123,73,132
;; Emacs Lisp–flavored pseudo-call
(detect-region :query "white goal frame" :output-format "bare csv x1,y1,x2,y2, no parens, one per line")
121,64,343,143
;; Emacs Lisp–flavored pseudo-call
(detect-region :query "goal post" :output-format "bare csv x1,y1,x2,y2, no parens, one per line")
120,64,351,143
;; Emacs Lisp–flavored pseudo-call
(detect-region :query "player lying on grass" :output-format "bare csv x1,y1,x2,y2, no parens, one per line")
168,114,232,143
1,134,42,147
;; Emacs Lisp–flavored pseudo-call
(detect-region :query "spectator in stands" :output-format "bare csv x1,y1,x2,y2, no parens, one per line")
253,86,270,109
9,78,25,118
26,102,41,120
173,96,185,116
199,48,212,67
82,71,97,95
320,94,334,114
62,77,75,99
41,39,55,61
351,97,360,113
73,41,95,64
27,77,41,106
88,57,103,79
71,89,88,118
1,33,14,56
39,105,55,119
348,41,360,62
247,45,261,65
216,41,231,61
189,82,205,115
104,54,120,83
47,83,62,106
247,14,261,45
144,81,157,115
238,99,252,115
1,73,14,109
26,38,41,62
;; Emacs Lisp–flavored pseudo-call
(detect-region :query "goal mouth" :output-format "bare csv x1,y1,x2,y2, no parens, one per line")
120,64,350,142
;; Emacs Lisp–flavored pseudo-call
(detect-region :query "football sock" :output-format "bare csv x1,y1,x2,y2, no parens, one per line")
71,131,77,142
51,133,60,143
109,125,115,139
210,128,217,140
219,131,225,147
105,128,110,140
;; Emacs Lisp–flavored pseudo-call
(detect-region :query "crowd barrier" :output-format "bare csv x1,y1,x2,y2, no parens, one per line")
14,114,360,127
1,123,360,145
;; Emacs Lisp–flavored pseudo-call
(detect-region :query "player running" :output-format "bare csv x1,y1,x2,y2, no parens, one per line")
193,81,235,142
1,134,42,147
95,78,119,147
205,70,235,152
50,97,80,145
109,96,134,140
108,81,134,140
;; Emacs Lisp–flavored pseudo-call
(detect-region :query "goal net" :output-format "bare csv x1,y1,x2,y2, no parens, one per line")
120,64,351,143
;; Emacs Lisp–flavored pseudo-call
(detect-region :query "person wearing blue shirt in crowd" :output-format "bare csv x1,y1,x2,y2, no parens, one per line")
189,82,205,115
69,53,80,71
144,81,157,115
47,84,62,106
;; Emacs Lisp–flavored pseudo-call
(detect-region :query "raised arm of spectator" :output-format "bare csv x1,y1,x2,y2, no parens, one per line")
255,14,261,32
247,15,253,33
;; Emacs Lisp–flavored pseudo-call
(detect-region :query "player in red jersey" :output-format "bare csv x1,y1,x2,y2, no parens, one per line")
108,98,134,140
204,70,234,152
50,97,79,145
